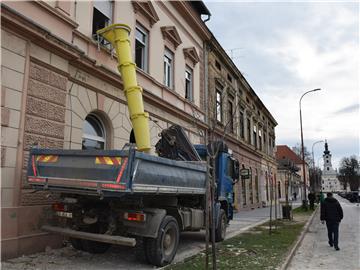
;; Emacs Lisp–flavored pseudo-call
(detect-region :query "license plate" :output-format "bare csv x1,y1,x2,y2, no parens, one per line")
56,211,73,218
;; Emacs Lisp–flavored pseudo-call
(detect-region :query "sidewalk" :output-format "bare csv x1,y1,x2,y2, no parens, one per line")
3,204,280,270
288,195,360,270
173,203,284,263
174,200,302,264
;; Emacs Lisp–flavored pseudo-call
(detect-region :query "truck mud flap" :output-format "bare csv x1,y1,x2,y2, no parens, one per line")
42,225,136,247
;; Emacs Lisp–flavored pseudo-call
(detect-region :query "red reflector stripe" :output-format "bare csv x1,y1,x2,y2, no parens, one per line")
101,183,126,190
116,158,128,183
28,177,126,190
31,156,38,177
28,177,45,183
111,157,120,165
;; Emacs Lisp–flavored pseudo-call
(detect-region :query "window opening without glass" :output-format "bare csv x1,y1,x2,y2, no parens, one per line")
92,0,112,46
228,99,234,132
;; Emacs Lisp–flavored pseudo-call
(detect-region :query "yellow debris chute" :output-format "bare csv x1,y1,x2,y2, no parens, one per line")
97,24,151,152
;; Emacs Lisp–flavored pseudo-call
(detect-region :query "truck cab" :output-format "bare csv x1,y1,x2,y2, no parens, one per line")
194,142,239,222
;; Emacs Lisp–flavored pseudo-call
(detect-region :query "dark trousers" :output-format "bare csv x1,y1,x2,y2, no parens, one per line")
326,221,339,247
309,200,315,210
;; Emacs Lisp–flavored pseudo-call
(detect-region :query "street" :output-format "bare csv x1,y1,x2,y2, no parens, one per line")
288,195,360,270
2,205,285,270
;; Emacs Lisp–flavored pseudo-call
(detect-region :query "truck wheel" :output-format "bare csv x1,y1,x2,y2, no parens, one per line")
215,209,227,242
80,223,111,254
145,216,179,267
69,238,85,251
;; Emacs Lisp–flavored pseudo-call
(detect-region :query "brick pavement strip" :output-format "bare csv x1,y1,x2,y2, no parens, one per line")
287,195,360,270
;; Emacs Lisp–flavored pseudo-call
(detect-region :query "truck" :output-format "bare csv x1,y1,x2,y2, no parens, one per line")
27,24,239,267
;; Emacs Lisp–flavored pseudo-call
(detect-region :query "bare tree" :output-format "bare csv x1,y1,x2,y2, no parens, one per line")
338,156,360,191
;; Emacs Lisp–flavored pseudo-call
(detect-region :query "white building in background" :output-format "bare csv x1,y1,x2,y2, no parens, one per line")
321,141,341,192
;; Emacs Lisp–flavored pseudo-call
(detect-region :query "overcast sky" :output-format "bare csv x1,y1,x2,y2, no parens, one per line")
204,0,359,169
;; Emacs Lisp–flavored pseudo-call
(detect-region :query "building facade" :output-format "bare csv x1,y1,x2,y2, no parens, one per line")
1,0,211,259
276,145,309,201
1,0,277,259
276,156,301,202
321,141,341,192
207,37,278,210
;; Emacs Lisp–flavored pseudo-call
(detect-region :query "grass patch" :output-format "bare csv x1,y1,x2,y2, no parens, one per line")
168,211,314,270
292,205,317,214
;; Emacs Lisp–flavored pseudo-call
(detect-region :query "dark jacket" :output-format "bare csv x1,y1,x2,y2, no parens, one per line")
320,197,343,222
308,193,315,202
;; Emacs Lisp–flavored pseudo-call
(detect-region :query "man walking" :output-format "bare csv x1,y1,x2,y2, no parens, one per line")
308,192,315,210
320,192,343,250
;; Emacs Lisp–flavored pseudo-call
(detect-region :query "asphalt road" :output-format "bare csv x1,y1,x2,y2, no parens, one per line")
288,195,360,270
3,204,286,270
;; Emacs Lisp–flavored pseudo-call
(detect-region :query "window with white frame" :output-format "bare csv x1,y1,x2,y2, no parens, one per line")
216,90,222,122
164,48,174,89
253,125,257,148
185,66,193,101
92,0,112,44
135,24,148,72
82,114,106,150
259,129,262,150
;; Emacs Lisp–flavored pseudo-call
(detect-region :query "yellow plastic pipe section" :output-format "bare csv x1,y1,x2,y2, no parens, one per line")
97,24,151,152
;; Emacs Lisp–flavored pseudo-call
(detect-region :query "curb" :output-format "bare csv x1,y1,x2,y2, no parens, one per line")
225,217,270,239
279,206,319,270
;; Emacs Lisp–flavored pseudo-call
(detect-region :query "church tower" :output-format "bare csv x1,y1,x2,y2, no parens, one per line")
323,141,334,173
321,140,340,192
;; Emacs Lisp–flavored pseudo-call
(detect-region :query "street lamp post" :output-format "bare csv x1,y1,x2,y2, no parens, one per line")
311,140,324,193
299,88,321,209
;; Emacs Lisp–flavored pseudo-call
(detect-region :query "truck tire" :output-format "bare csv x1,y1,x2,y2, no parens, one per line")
75,223,111,254
145,216,179,267
215,209,227,242
69,238,85,251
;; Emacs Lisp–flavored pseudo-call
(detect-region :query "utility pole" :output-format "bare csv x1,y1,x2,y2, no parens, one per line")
299,88,321,209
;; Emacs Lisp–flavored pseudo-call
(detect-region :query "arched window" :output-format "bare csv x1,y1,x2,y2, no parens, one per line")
82,114,106,150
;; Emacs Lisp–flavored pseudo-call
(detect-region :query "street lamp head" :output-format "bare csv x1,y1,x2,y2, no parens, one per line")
311,88,321,92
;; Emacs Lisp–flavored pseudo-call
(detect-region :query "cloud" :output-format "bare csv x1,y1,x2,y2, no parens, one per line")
334,103,359,115
204,1,359,169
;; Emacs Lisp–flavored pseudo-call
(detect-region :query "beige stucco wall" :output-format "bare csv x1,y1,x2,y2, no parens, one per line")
71,1,203,110
1,29,27,207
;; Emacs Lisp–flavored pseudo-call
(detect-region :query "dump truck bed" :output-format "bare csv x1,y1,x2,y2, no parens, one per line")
27,148,207,197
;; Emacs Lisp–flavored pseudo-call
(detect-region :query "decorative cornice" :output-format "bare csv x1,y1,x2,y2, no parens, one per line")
132,1,159,27
161,26,182,49
183,47,199,65
34,1,78,28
